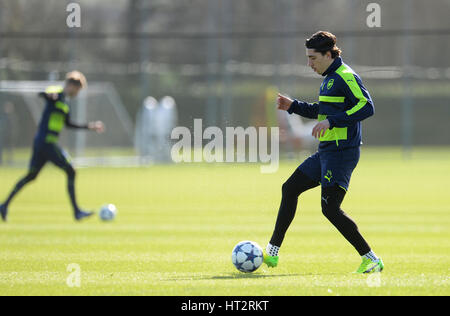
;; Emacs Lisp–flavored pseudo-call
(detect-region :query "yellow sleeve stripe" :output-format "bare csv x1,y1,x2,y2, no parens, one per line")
335,65,368,116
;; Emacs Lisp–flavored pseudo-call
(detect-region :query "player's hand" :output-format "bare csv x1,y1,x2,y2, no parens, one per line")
88,121,105,134
277,93,293,111
312,119,330,139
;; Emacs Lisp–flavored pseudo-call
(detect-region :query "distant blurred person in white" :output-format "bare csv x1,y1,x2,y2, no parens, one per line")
0,102,15,165
277,109,318,155
156,96,177,162
135,96,158,161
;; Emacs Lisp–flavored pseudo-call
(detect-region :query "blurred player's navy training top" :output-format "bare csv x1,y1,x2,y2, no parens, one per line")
287,56,374,152
34,86,88,145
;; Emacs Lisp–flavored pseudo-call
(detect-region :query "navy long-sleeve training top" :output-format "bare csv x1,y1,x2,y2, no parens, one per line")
34,86,88,145
287,56,374,152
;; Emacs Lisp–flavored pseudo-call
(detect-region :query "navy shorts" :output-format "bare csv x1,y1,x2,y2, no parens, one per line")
29,142,73,174
298,147,360,191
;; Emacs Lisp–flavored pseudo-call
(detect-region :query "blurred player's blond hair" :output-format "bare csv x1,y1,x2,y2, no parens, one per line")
65,70,87,89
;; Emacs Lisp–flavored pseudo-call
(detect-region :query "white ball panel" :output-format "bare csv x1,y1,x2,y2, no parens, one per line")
241,243,253,253
253,256,263,268
241,261,254,271
232,253,237,264
236,251,247,263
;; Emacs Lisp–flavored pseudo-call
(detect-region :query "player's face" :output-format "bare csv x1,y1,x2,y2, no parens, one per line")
306,49,332,75
65,84,82,98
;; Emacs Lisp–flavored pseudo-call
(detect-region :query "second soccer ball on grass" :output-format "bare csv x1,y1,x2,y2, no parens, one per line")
99,204,117,221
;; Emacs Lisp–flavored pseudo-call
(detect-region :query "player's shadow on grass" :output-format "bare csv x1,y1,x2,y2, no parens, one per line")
210,273,301,280
165,273,303,281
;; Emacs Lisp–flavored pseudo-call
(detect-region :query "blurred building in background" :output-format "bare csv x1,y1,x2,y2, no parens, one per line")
0,0,449,166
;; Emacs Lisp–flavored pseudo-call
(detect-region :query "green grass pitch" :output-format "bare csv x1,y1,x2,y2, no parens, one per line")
0,147,449,296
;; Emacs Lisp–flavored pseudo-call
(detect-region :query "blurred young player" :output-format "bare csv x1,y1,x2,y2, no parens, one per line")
0,71,104,222
264,31,383,274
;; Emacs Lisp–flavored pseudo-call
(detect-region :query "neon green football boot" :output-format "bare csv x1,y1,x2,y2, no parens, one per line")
355,257,384,274
263,252,279,268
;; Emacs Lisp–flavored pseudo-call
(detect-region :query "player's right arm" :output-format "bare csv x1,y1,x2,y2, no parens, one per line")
65,113,105,133
277,93,319,119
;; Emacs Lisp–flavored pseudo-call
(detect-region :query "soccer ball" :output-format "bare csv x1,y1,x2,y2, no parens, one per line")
231,241,263,273
99,204,117,221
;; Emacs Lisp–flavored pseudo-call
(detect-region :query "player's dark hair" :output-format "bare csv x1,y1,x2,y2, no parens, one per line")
305,31,342,58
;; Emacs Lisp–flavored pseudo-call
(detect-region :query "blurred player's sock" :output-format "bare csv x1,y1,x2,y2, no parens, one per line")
363,250,379,262
0,204,8,222
74,209,94,221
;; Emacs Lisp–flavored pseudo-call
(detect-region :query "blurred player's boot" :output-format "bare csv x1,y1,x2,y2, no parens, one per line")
0,204,8,222
74,209,94,221
263,252,279,268
355,257,384,274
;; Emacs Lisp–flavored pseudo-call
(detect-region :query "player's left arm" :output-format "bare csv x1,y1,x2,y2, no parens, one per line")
326,75,374,129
